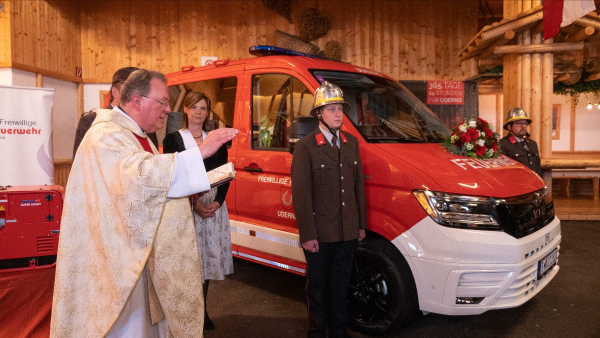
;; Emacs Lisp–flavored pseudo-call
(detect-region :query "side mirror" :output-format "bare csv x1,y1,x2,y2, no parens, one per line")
288,116,319,154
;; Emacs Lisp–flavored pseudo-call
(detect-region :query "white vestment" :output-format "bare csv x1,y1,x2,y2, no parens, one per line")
51,108,209,338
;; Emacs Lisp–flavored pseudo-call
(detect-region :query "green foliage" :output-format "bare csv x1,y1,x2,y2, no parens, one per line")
553,79,600,104
553,64,600,104
481,65,503,75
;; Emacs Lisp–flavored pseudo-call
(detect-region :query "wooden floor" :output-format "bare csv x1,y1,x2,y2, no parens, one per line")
554,197,600,220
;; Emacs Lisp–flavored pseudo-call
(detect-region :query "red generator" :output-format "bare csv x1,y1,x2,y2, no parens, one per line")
0,185,63,269
0,185,64,338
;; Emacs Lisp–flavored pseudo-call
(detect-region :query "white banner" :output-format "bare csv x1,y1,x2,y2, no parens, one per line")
0,85,55,186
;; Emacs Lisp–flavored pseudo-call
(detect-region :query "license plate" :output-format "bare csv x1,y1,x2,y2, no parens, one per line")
537,249,558,280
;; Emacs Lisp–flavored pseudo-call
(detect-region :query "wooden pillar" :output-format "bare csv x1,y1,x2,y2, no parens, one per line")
77,83,84,119
502,0,524,129
521,1,532,120
531,29,543,149
502,0,553,190
541,38,554,194
502,0,549,150
541,38,553,159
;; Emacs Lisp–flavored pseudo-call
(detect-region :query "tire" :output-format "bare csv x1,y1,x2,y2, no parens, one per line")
347,238,418,336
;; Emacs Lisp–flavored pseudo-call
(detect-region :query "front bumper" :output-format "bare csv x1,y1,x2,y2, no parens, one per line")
393,215,561,315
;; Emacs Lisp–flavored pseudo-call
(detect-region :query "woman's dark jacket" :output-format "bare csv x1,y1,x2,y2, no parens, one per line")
163,131,229,206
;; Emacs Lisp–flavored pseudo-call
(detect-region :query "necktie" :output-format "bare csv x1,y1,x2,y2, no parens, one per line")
332,134,340,157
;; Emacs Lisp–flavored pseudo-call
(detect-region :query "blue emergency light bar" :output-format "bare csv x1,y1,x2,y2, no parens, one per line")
249,45,327,59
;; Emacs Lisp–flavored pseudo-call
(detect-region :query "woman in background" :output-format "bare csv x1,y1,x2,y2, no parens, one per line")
163,91,233,331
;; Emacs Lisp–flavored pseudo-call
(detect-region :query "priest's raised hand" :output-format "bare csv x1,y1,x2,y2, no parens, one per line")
199,128,238,159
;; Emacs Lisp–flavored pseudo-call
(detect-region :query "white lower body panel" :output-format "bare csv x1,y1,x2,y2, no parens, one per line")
393,216,561,315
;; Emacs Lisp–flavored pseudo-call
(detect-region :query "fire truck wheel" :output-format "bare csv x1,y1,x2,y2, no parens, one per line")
347,238,418,336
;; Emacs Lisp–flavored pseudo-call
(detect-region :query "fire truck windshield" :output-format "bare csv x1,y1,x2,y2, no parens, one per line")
311,70,450,143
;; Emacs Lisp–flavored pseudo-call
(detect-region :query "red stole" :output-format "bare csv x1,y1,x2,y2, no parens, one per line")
133,133,153,153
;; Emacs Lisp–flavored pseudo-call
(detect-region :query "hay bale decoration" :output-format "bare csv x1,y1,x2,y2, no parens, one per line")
324,40,342,61
299,8,330,42
262,0,293,23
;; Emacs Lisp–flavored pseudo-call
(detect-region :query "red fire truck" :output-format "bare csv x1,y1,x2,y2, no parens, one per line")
164,46,560,335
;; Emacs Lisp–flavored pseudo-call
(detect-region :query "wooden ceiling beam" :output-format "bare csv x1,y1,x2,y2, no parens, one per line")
555,74,572,82
555,51,577,61
574,17,600,31
564,26,596,43
584,72,600,81
494,42,584,55
480,31,515,58
479,9,543,42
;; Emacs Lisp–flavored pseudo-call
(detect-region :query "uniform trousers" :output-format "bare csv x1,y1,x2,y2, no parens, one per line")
304,239,358,338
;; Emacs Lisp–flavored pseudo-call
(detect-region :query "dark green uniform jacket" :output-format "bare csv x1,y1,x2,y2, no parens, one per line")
499,134,542,177
291,129,367,244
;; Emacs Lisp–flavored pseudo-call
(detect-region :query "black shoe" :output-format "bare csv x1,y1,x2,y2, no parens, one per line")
204,313,215,331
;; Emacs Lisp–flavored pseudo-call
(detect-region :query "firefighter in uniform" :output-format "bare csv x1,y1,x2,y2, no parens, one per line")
499,108,543,177
291,81,367,338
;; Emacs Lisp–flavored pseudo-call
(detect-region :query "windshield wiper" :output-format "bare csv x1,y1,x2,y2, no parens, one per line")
397,138,427,143
367,136,428,143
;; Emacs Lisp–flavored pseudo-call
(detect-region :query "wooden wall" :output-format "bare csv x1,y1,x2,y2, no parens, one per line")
0,0,11,65
79,0,478,83
7,0,81,81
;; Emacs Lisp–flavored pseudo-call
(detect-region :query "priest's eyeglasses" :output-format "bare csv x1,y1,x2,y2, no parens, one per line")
141,95,170,109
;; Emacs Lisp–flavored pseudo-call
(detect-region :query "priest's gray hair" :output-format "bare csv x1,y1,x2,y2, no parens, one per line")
120,69,167,104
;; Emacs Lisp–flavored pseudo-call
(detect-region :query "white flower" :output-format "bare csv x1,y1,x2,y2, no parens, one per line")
479,131,486,138
486,149,494,156
465,143,474,150
459,124,467,133
451,135,459,142
469,120,477,128
477,139,485,146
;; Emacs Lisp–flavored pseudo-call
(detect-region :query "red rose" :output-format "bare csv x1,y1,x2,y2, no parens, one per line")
460,132,470,143
484,128,493,138
466,128,479,140
475,145,486,156
491,142,497,152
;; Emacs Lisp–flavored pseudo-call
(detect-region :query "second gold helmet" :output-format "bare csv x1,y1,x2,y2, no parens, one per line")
503,107,532,130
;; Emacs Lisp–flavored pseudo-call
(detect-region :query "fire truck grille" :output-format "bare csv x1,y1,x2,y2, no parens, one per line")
497,260,544,305
37,236,55,253
495,188,555,239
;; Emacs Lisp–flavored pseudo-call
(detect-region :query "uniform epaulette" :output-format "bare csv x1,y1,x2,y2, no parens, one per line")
339,132,349,144
509,135,517,144
315,133,327,146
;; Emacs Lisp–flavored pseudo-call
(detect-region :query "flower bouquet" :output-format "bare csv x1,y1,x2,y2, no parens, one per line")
442,117,501,159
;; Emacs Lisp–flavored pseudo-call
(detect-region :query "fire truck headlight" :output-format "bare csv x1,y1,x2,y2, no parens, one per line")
413,190,501,230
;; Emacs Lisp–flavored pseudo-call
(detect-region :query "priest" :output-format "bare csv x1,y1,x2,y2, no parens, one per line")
50,69,238,337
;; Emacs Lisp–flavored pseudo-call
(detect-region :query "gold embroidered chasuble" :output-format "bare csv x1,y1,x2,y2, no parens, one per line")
50,109,204,337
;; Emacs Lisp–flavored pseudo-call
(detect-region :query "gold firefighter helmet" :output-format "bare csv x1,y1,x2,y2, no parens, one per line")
503,107,532,130
310,81,350,116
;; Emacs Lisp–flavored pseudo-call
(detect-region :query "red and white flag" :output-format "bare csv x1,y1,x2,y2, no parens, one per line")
543,0,596,40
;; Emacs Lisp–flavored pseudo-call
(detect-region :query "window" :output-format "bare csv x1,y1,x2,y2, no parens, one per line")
251,74,313,149
311,70,450,143
166,76,238,137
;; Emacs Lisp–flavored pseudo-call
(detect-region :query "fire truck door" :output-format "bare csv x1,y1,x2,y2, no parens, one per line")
233,72,314,264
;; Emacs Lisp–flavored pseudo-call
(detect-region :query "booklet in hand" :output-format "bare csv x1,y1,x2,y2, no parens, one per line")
208,162,236,187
